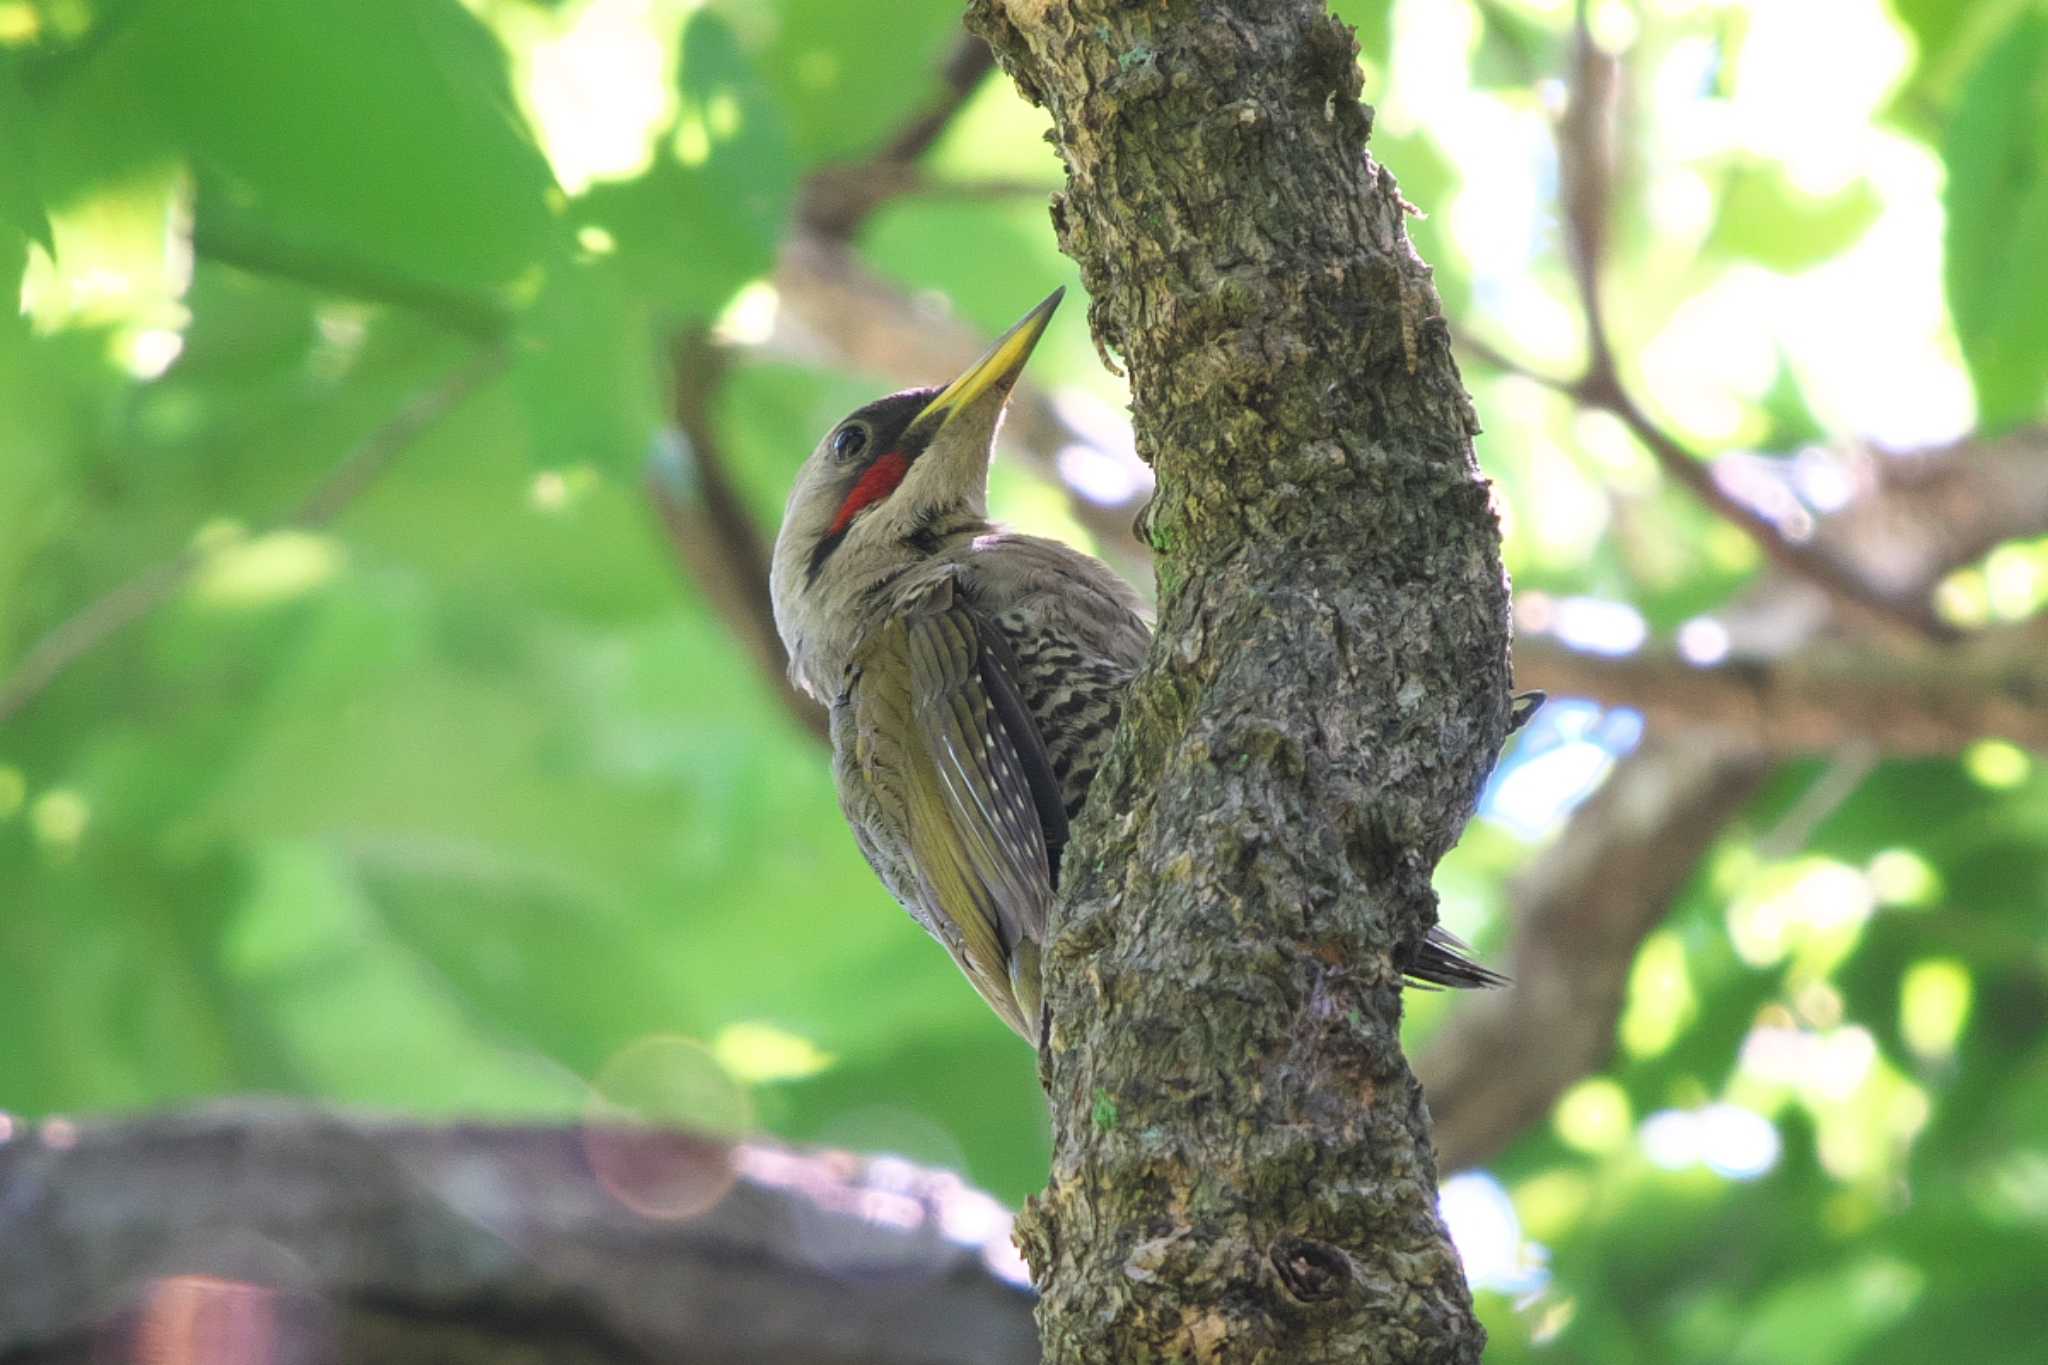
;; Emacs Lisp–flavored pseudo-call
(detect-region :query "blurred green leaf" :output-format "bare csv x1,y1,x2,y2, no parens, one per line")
1473,0,1564,90
1942,12,2048,430
1754,354,1830,450
716,0,960,166
578,9,795,319
1332,0,1397,67
1708,163,1883,273
0,59,54,251
127,0,558,292
1884,0,2035,135
511,258,663,473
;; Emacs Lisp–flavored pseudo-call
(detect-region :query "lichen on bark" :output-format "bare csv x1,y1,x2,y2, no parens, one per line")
966,1,1511,1361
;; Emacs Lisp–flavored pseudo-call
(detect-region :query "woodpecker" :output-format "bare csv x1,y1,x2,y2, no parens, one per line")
770,289,1506,1046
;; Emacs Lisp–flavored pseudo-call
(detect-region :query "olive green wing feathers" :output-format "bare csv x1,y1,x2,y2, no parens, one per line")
840,578,1067,1042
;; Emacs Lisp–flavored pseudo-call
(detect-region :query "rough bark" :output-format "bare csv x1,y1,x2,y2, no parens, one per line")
0,1103,1037,1365
964,3,1508,1360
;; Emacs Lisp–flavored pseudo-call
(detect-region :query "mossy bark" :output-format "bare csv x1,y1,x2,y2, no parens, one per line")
966,2,1510,1360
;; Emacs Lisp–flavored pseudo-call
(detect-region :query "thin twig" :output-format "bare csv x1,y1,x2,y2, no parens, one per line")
1580,371,1959,639
194,217,513,341
647,330,830,745
1559,3,1618,383
1755,742,1880,859
793,33,998,241
1535,5,1958,642
0,345,506,728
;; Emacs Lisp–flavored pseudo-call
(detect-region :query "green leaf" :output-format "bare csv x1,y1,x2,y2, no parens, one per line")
1943,13,2048,430
1472,1,1564,90
715,0,960,167
576,9,795,319
1884,0,2037,135
1708,162,1884,273
127,0,558,292
1754,353,1830,450
511,257,663,473
0,58,54,251
1332,0,1397,67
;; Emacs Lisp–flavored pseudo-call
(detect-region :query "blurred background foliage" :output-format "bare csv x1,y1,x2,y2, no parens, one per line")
3,0,2047,1360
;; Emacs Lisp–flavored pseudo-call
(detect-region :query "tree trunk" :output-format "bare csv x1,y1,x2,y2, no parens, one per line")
965,3,1509,1360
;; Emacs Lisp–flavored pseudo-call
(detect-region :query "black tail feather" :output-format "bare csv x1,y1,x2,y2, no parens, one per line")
1404,925,1509,990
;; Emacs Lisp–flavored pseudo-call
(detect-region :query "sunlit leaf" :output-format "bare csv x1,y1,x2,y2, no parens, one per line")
1942,12,2048,430
715,0,959,166
1708,163,1883,273
576,9,795,319
128,0,558,292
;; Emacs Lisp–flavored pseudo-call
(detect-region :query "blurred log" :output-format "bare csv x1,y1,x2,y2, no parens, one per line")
0,1102,1037,1365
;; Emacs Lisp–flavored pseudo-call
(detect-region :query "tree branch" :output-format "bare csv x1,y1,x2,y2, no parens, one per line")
792,33,998,242
0,344,506,727
647,328,829,743
971,2,1503,1357
1513,625,2048,754
1421,740,1772,1172
0,1103,1036,1365
1529,5,1959,642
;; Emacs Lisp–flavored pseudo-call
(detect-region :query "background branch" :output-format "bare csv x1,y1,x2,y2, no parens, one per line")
1513,625,2048,753
648,328,828,743
0,1103,1036,1365
1522,6,1959,642
792,33,998,242
1422,740,1773,1172
0,344,506,727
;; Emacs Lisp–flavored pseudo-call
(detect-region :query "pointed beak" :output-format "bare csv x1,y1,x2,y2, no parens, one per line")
909,287,1063,439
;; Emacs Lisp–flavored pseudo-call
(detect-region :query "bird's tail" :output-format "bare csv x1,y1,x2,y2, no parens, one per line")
1404,925,1509,990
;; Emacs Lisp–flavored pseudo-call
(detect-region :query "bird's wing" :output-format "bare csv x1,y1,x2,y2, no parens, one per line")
843,577,1065,1042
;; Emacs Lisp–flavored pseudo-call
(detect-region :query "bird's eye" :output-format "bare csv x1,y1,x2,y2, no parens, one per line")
831,424,869,461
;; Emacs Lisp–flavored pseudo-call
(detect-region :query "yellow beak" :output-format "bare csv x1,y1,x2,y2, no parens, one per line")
911,287,1064,435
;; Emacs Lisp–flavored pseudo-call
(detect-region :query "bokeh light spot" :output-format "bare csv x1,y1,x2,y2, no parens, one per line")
1440,1172,1548,1294
1677,615,1731,665
192,531,344,609
1514,1170,1594,1243
1699,1103,1782,1180
31,789,89,851
1621,930,1696,1058
1899,958,1971,1061
713,279,780,347
584,1034,753,1220
1962,739,2029,790
512,0,678,193
710,1020,836,1084
1554,1078,1634,1156
1639,1109,1701,1170
118,326,186,380
1866,848,1940,907
675,116,712,167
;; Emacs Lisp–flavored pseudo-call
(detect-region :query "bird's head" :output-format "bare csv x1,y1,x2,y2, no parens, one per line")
770,287,1062,696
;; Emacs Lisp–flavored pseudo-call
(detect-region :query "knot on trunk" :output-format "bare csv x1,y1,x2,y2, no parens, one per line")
1270,1236,1353,1303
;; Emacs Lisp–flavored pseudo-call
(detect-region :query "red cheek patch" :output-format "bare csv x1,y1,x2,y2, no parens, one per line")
828,450,911,537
